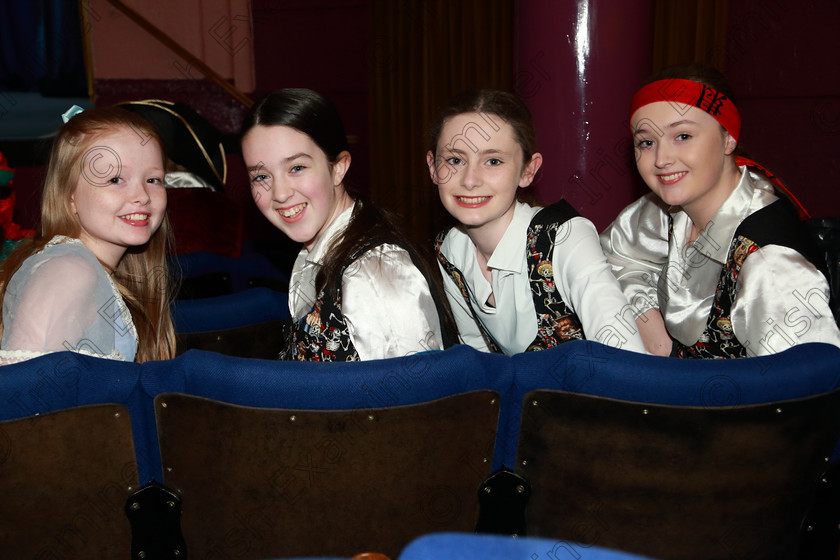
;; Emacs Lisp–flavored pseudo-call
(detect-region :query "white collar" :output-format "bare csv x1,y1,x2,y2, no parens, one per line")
669,166,777,264
485,201,537,274
300,202,356,266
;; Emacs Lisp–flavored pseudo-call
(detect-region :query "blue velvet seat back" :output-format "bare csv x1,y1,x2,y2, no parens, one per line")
398,532,655,559
499,340,840,468
171,286,289,333
139,344,514,479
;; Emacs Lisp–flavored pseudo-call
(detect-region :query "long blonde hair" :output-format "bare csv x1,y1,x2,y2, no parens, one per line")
0,106,175,362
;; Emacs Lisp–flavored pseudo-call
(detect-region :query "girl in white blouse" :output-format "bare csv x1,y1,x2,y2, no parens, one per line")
0,107,175,364
241,89,455,361
427,89,646,356
600,64,840,358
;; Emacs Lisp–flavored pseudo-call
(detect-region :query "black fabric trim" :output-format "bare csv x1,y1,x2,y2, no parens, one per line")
531,199,580,227
735,199,828,278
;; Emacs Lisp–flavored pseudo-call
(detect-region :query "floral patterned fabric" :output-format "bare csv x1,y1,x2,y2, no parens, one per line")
672,230,758,359
279,245,369,362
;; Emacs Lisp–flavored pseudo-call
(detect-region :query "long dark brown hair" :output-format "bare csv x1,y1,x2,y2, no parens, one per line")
242,88,458,346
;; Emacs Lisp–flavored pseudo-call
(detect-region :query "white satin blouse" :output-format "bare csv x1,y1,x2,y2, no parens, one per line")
438,201,647,356
600,167,840,356
0,236,137,364
288,203,443,360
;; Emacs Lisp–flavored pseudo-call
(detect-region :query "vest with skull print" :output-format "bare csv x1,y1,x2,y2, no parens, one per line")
435,200,585,353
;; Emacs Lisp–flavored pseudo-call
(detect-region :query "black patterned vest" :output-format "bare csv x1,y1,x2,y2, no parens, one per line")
279,239,457,362
672,199,826,359
279,246,365,362
435,201,585,353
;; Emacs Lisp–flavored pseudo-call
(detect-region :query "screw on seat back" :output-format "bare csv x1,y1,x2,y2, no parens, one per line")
0,404,138,559
515,389,840,560
155,390,500,559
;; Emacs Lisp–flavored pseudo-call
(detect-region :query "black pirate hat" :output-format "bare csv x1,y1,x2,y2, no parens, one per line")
118,100,227,191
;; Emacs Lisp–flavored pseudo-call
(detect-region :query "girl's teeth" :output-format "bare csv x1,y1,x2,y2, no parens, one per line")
458,196,489,202
281,203,306,217
121,213,148,220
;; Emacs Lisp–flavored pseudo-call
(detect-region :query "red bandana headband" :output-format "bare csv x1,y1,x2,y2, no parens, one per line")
629,78,809,219
629,79,742,142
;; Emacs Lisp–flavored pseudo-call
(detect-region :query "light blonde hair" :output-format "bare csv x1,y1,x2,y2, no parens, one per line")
0,106,175,362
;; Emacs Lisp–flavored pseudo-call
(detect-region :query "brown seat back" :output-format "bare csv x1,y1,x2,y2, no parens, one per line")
156,390,500,558
175,320,287,359
0,404,139,559
516,389,840,560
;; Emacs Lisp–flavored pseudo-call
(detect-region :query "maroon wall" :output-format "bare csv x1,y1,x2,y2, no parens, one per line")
725,0,840,219
515,0,656,231
11,1,840,234
250,0,371,196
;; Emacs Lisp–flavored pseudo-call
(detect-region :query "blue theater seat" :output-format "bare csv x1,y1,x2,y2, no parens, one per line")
504,340,840,560
155,391,498,558
142,344,510,411
146,345,512,558
171,286,289,333
398,532,655,559
171,286,290,358
0,340,837,559
0,351,156,481
0,351,142,422
498,340,840,467
171,244,291,296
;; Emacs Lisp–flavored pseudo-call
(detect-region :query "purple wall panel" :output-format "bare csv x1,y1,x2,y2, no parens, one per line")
726,0,840,219
515,0,655,230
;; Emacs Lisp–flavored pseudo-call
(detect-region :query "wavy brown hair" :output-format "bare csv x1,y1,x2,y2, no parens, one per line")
0,106,175,362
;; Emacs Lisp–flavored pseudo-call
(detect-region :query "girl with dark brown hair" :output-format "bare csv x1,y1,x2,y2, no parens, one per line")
241,88,455,361
428,89,645,355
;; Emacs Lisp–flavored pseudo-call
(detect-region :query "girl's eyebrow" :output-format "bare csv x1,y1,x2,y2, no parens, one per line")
665,119,698,128
280,152,312,163
445,147,509,156
246,153,313,172
116,163,164,174
632,123,654,135
633,119,698,136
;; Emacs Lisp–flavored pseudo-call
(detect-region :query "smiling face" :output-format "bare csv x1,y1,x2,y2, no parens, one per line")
427,112,541,250
70,127,167,268
241,125,352,250
632,101,740,222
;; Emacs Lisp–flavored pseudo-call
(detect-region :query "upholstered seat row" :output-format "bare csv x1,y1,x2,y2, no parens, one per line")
1,341,838,559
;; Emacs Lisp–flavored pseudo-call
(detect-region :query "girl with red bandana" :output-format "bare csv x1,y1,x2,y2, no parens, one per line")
600,64,840,358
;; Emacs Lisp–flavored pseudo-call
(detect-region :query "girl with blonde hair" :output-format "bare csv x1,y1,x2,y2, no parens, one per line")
0,106,175,363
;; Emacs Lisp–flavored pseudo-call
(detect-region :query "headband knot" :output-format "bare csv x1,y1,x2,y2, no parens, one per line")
630,79,741,142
